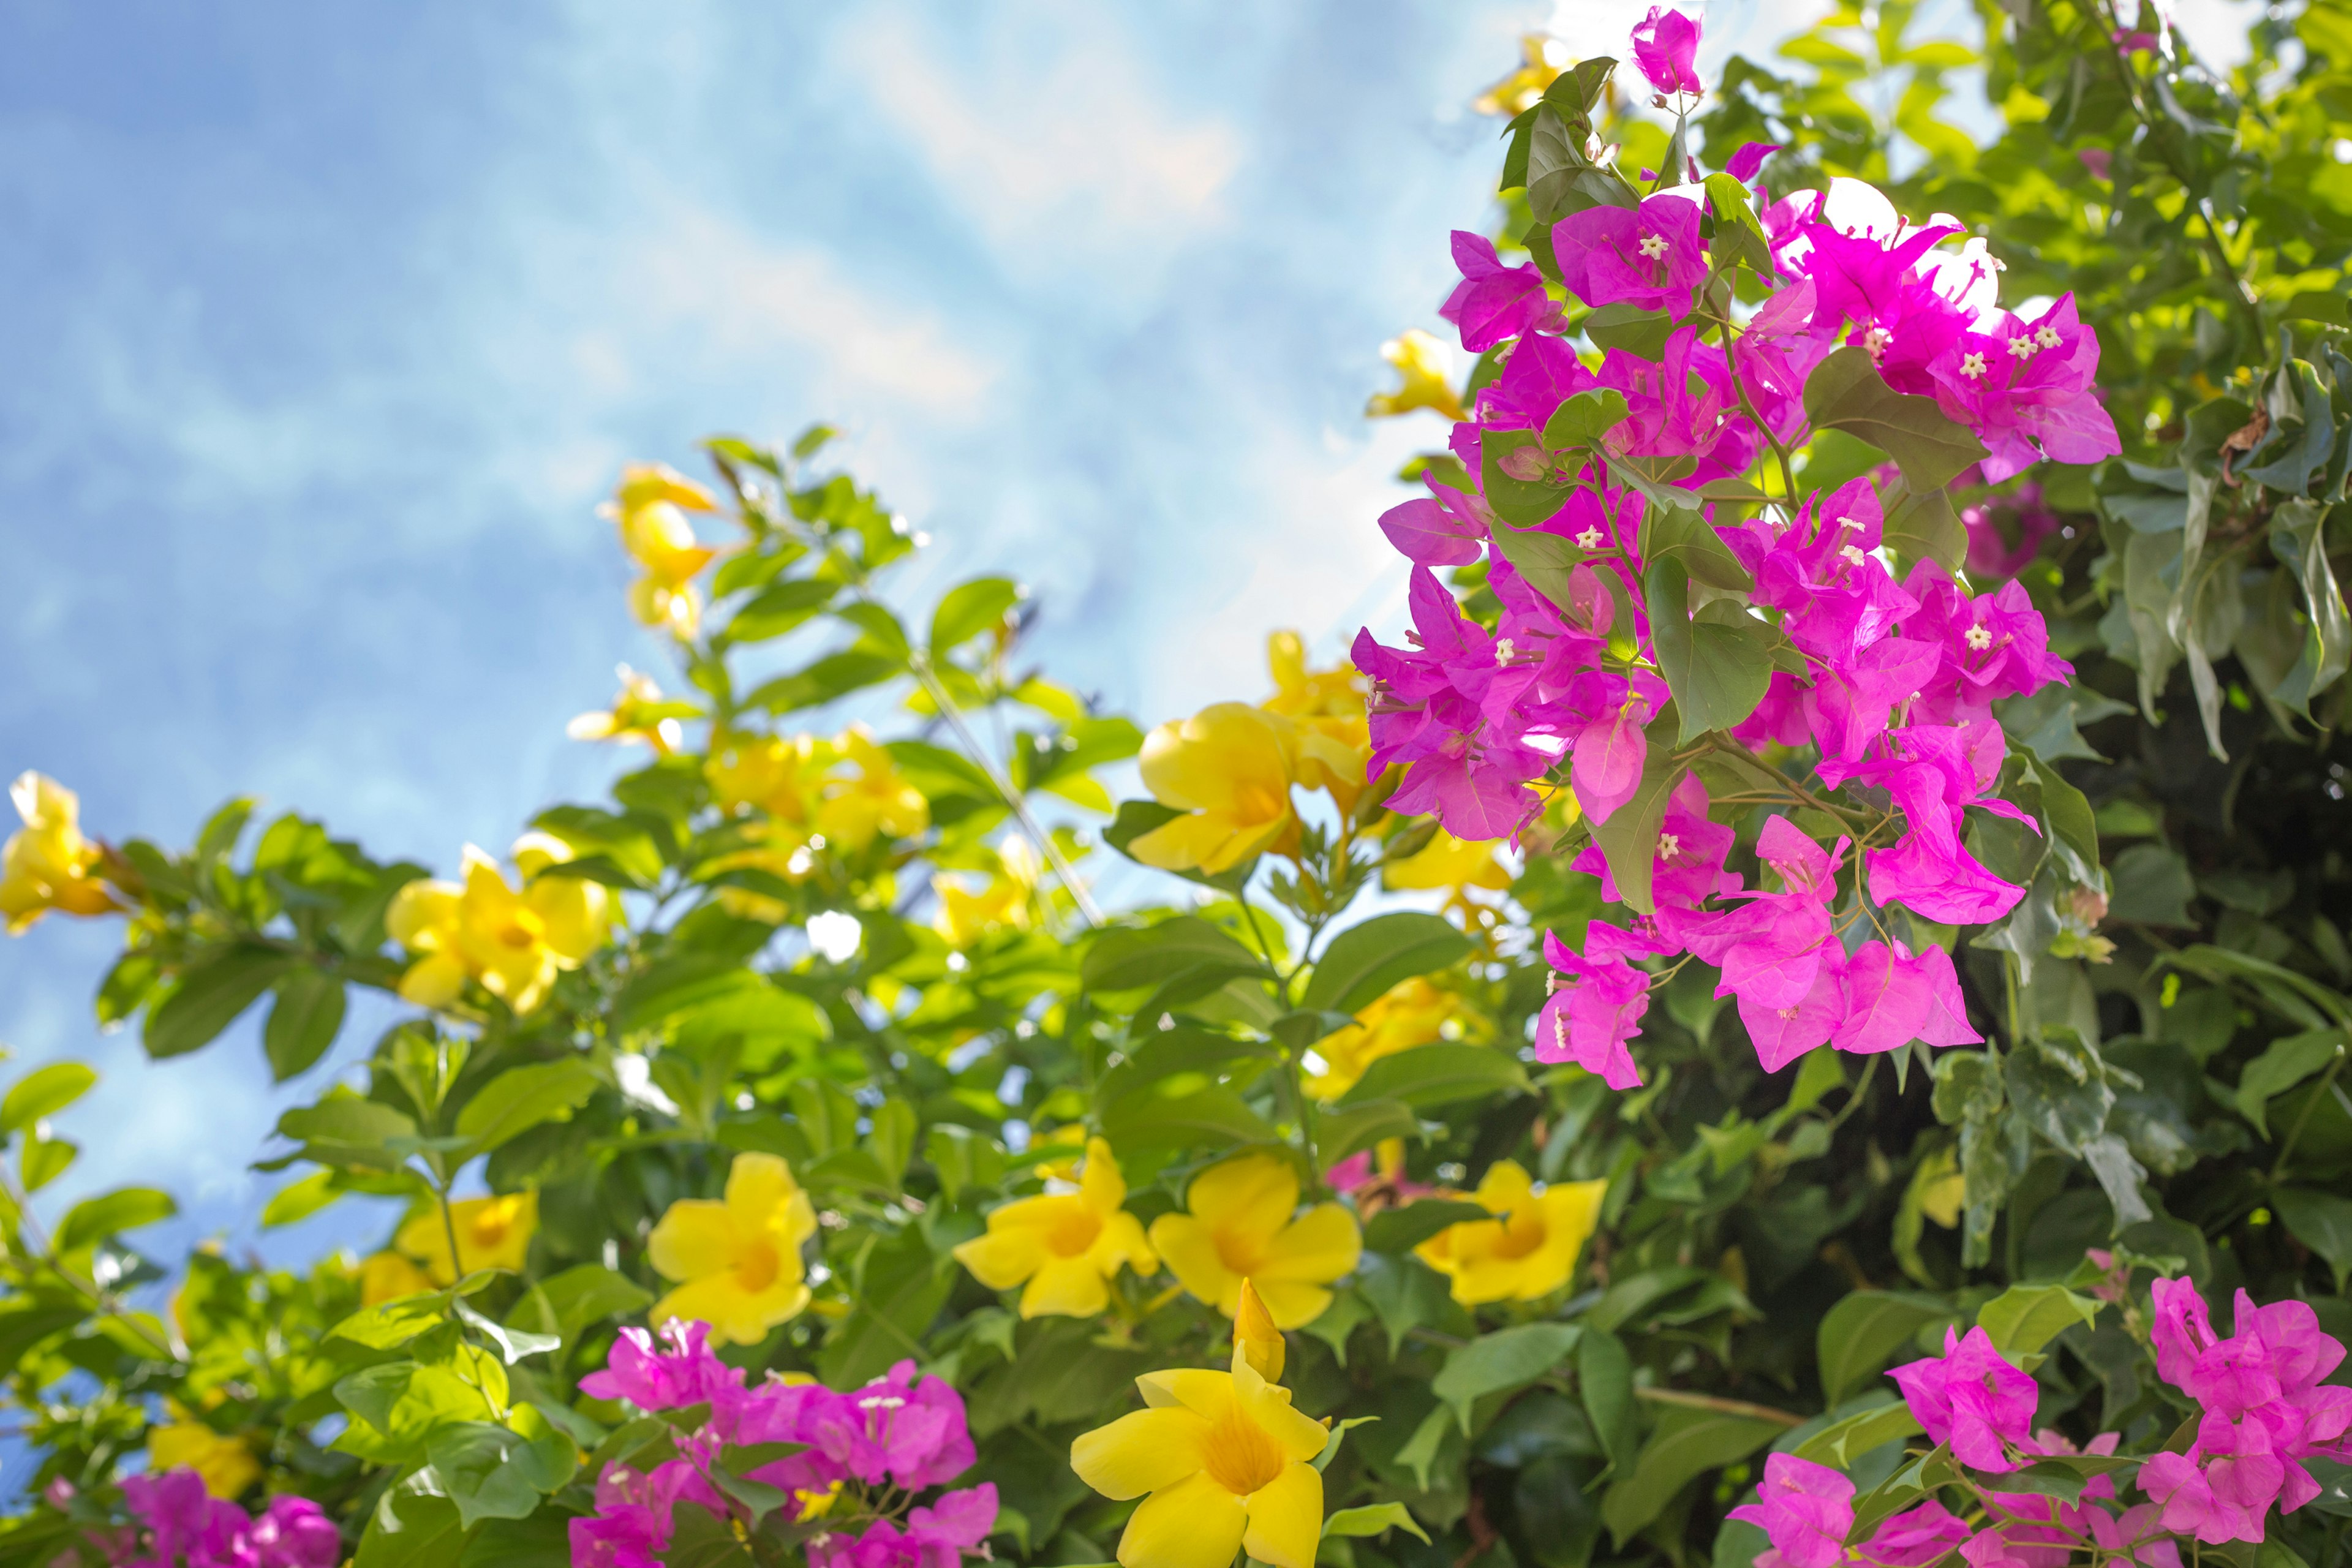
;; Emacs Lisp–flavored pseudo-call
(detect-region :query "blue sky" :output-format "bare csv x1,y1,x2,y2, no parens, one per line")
0,0,2256,1270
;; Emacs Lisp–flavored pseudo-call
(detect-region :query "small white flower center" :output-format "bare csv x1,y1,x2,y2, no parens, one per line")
1838,516,1863,532
1638,232,1668,261
1839,545,1868,566
1960,352,1988,380
1965,625,1994,650
1494,638,1515,662
2035,325,2062,349
1575,527,1604,549
1656,832,1682,861
2007,336,2037,360
1863,326,1893,360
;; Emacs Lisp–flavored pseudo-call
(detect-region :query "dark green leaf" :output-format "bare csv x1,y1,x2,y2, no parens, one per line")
1600,1407,1784,1543
1434,1323,1581,1431
1803,346,1988,491
263,968,346,1081
1816,1290,1953,1404
144,944,293,1059
2275,1189,2352,1291
1300,912,1472,1016
1338,1044,1528,1110
1363,1199,1494,1255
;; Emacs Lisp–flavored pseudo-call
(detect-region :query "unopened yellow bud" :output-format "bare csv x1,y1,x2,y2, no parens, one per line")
1234,1278,1286,1382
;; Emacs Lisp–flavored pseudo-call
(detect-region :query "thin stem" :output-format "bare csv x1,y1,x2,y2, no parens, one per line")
1632,1386,1804,1427
903,648,1105,929
2270,1041,2349,1180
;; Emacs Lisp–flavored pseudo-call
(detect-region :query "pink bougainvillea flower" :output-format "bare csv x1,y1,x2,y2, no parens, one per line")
1858,1500,1977,1567
1727,1453,1852,1568
1832,938,1981,1056
1629,6,1703,97
1377,496,1484,567
2084,1504,2184,1568
1440,230,1554,352
580,1319,746,1417
1532,923,1657,1088
1552,194,1708,315
1725,141,1782,182
1889,1325,2039,1472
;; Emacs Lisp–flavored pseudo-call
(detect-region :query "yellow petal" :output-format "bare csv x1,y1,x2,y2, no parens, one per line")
617,461,719,514
1234,1279,1285,1382
1019,1256,1112,1319
952,1227,1048,1291
395,951,468,1010
1071,1406,1211,1499
647,1199,738,1283
724,1152,801,1232
652,1275,808,1346
1475,1159,1536,1216
1117,1471,1247,1568
385,880,462,952
1242,1461,1324,1568
1090,1211,1158,1276
1256,1202,1361,1286
1134,1368,1239,1422
1248,1280,1336,1330
1079,1137,1126,1213
1185,1154,1300,1245
1148,1213,1241,1317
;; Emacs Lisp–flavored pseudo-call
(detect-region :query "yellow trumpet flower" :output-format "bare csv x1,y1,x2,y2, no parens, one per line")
647,1152,818,1346
1365,330,1467,423
951,1136,1157,1318
386,834,612,1014
1305,976,1481,1101
148,1418,261,1500
1414,1160,1605,1306
393,1192,539,1284
1472,34,1570,118
1,772,119,933
611,462,720,639
1128,704,1305,875
1232,1277,1286,1382
1261,634,1372,812
1148,1152,1360,1329
707,732,826,825
1070,1310,1327,1568
1382,828,1514,897
568,666,693,756
932,835,1041,947
815,727,929,852
359,1250,438,1306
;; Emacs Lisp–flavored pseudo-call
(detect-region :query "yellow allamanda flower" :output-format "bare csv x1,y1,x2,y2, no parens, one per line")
1260,633,1372,812
359,1250,438,1306
1415,1160,1605,1306
1305,976,1482,1101
1382,827,1514,897
932,835,1041,948
568,666,694,756
705,733,829,923
815,727,929,852
394,1192,539,1285
1070,1280,1327,1568
952,1136,1157,1318
386,835,612,1014
1472,34,1569,118
1148,1152,1360,1329
1,772,119,933
648,1152,817,1346
1364,330,1467,424
609,461,721,639
148,1416,261,1500
1128,705,1303,875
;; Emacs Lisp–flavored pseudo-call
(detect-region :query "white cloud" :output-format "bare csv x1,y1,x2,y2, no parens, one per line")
834,4,1243,270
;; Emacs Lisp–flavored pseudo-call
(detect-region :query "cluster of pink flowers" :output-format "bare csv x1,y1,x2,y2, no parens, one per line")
2139,1278,2352,1542
571,1321,996,1568
91,1471,338,1568
1355,9,2115,1087
1733,1278,2352,1567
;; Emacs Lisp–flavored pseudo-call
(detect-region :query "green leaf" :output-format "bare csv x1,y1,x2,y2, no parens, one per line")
355,1472,462,1568
454,1059,602,1155
1542,388,1631,450
1362,1199,1493,1254
930,575,1024,652
1316,1098,1419,1167
1434,1323,1581,1431
1479,428,1577,527
0,1305,86,1368
1300,912,1472,1016
1487,518,1589,619
1588,733,1687,916
53,1186,176,1253
1601,1406,1785,1543
261,1168,344,1229
331,1294,450,1350
818,1228,951,1388
143,943,293,1059
1580,1327,1638,1475
1791,1400,1925,1467
1095,1028,1278,1114
1816,1291,1954,1404
1880,478,1966,573
530,1264,655,1345
723,578,834,643
1973,1283,2103,1359
1587,302,1673,359
2237,1031,2345,1137
1,1062,96,1134
1803,346,1988,491
1640,500,1754,592
276,1093,422,1172
746,650,904,714
1322,1502,1430,1544
263,968,347,1082
1101,1084,1278,1152
428,1415,578,1527
1646,559,1785,742
2275,1189,2352,1291
2108,844,2198,927
1337,1044,1528,1110
1082,917,1264,992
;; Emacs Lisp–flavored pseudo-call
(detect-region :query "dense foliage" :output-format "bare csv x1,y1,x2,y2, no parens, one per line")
3,3,2352,1567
